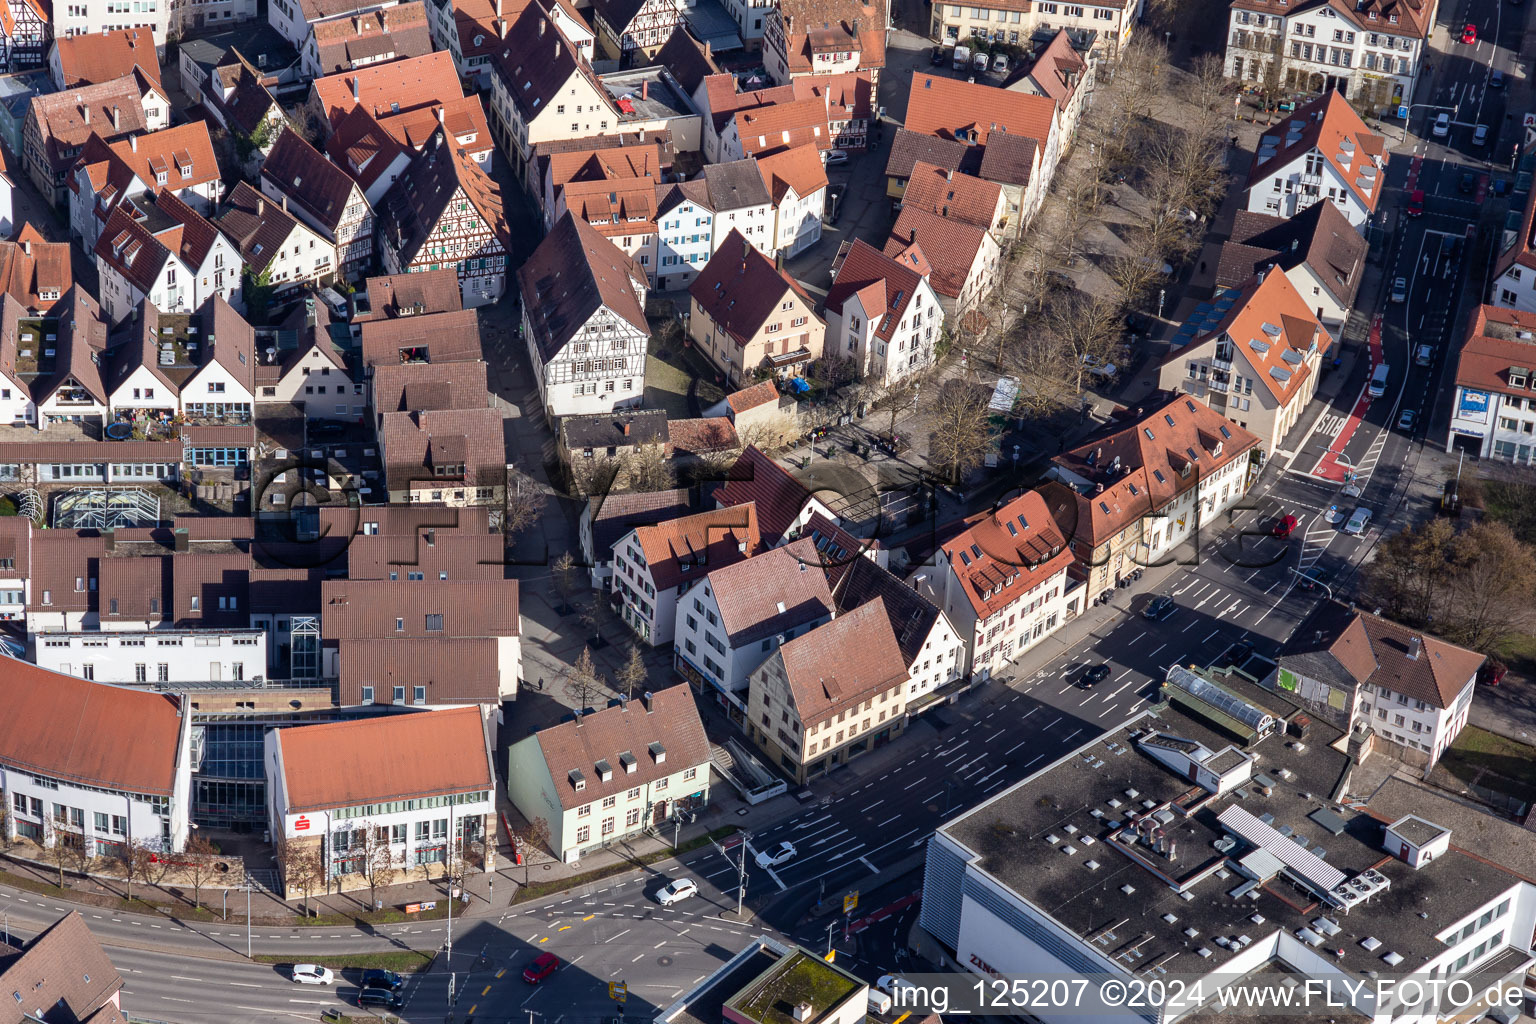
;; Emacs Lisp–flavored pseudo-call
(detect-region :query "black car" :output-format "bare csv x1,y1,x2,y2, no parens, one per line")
1458,171,1475,194
360,969,403,992
1081,664,1113,688
358,986,405,1010
306,420,348,441
1143,595,1175,620
930,46,946,65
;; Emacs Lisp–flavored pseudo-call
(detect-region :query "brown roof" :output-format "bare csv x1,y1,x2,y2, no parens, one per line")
545,145,661,195
1041,395,1262,549
725,379,781,416
205,56,281,137
903,70,1054,150
587,488,695,556
777,0,886,78
52,27,162,88
378,128,510,267
260,127,366,234
149,189,228,271
311,50,464,127
379,406,507,492
214,180,306,273
824,238,926,345
976,131,1039,188
517,213,649,363
1281,600,1484,710
0,659,183,794
1454,305,1536,399
822,548,941,667
276,705,492,812
560,175,659,237
1232,0,1430,42
704,538,834,646
899,161,1001,231
28,76,148,177
1190,269,1331,406
1015,29,1086,112
489,3,616,127
346,528,506,583
338,637,505,705
378,94,493,160
1216,204,1367,310
939,489,1075,619
360,308,482,367
690,229,819,348
365,268,463,317
703,74,795,134
0,226,72,311
713,445,812,546
630,503,761,591
326,104,410,196
110,121,219,195
321,578,520,638
1,912,126,1024
371,359,489,416
1246,91,1387,214
35,285,108,405
311,0,434,75
885,128,970,182
778,600,907,727
735,98,832,156
792,72,873,124
668,416,739,455
756,144,827,204
654,25,719,95
884,206,987,301
95,204,177,295
533,684,709,811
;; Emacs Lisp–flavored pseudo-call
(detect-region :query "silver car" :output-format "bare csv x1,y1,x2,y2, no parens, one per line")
1344,507,1372,535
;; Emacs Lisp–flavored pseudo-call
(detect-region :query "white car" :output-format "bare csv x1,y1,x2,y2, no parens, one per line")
655,878,699,906
825,149,849,166
1390,277,1407,303
1344,507,1372,535
755,841,797,869
877,975,917,1000
1432,112,1450,138
291,964,334,986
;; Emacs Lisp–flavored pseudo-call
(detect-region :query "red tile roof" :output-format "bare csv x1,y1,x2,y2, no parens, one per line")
532,685,709,811
0,660,184,794
940,489,1074,619
28,75,148,178
713,445,811,546
371,359,489,415
1195,269,1332,405
1018,29,1086,113
630,503,761,591
321,578,520,638
756,144,827,204
545,145,661,194
824,238,925,345
792,71,873,124
735,98,832,155
0,226,71,311
310,0,434,76
1246,91,1386,214
52,27,162,88
776,0,886,77
1454,305,1536,399
884,206,988,301
311,50,464,128
560,175,659,237
1231,0,1430,42
275,705,493,812
360,308,482,367
777,599,906,727
725,379,781,416
705,537,834,645
1,912,127,1024
667,416,739,455
378,94,493,161
365,268,463,317
110,120,220,195
903,70,1055,149
327,104,411,197
897,161,1000,232
338,638,505,705
517,213,649,363
379,406,507,492
690,229,818,348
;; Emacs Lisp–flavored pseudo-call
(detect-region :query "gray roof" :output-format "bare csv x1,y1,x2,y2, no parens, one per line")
560,409,670,450
702,158,771,211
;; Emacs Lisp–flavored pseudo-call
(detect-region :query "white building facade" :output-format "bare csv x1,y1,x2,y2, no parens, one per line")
35,629,268,682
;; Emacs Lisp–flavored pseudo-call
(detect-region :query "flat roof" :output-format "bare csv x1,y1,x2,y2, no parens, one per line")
664,943,786,1024
601,68,695,122
727,949,862,1024
940,700,1522,982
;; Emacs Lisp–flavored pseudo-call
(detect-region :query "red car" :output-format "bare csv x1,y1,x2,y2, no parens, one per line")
1461,23,1477,43
523,952,560,984
1406,189,1425,217
1272,514,1299,539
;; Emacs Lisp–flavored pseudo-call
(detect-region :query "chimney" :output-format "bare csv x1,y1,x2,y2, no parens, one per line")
622,420,631,436
641,79,649,101
946,168,953,180
494,0,501,14
776,250,784,272
642,690,654,712
909,228,916,244
112,104,120,130
497,16,507,37
104,526,115,552
129,133,137,152
350,76,359,101
380,7,387,30
539,16,546,35
82,105,89,124
554,39,559,59
173,527,189,552
21,240,30,256
281,194,288,213
436,105,445,125
792,1005,813,1023
355,13,362,33
1407,636,1422,661
257,197,266,216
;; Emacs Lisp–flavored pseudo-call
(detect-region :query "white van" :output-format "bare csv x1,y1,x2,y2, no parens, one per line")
1368,363,1390,399
952,45,971,70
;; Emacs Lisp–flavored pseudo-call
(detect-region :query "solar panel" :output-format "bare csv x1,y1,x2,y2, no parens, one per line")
1167,666,1275,733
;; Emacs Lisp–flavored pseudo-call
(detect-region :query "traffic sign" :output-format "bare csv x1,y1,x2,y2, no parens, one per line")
610,981,628,1002
1398,105,1409,120
843,891,859,914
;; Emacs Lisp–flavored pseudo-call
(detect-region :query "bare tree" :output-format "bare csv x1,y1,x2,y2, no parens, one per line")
551,551,579,615
1446,522,1536,652
275,834,323,915
1368,518,1455,628
927,381,994,485
616,644,648,699
362,824,397,910
1046,292,1125,395
879,375,920,443
504,468,546,538
562,646,605,709
623,445,676,492
0,799,10,849
128,837,167,896
511,817,552,886
182,835,220,909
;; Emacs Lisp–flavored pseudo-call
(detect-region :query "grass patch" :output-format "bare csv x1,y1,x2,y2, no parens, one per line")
290,900,454,927
1497,633,1536,677
510,826,738,904
253,950,436,974
644,351,694,419
1437,726,1536,813
732,949,859,1024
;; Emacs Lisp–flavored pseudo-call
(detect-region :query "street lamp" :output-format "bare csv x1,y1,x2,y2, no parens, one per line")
1289,567,1333,600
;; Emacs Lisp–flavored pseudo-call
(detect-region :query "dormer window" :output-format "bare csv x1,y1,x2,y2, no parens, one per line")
569,769,586,791
1511,370,1528,389
620,751,637,773
648,741,667,764
595,759,613,782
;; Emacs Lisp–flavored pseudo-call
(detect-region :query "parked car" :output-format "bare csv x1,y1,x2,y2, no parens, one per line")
1344,507,1373,535
291,965,334,986
1458,170,1476,193
1406,189,1425,216
655,878,699,906
754,841,797,869
360,969,403,992
1479,659,1508,687
1081,664,1113,688
868,989,894,1015
1461,22,1477,42
1491,68,1506,87
306,419,347,441
1390,277,1407,303
1143,595,1175,620
991,52,1008,73
825,149,849,166
930,46,947,65
1272,513,1299,538
952,44,971,70
1432,112,1450,138
358,987,405,1010
523,952,561,984
1397,408,1417,431
1473,124,1489,146
973,50,989,72
877,976,918,1000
